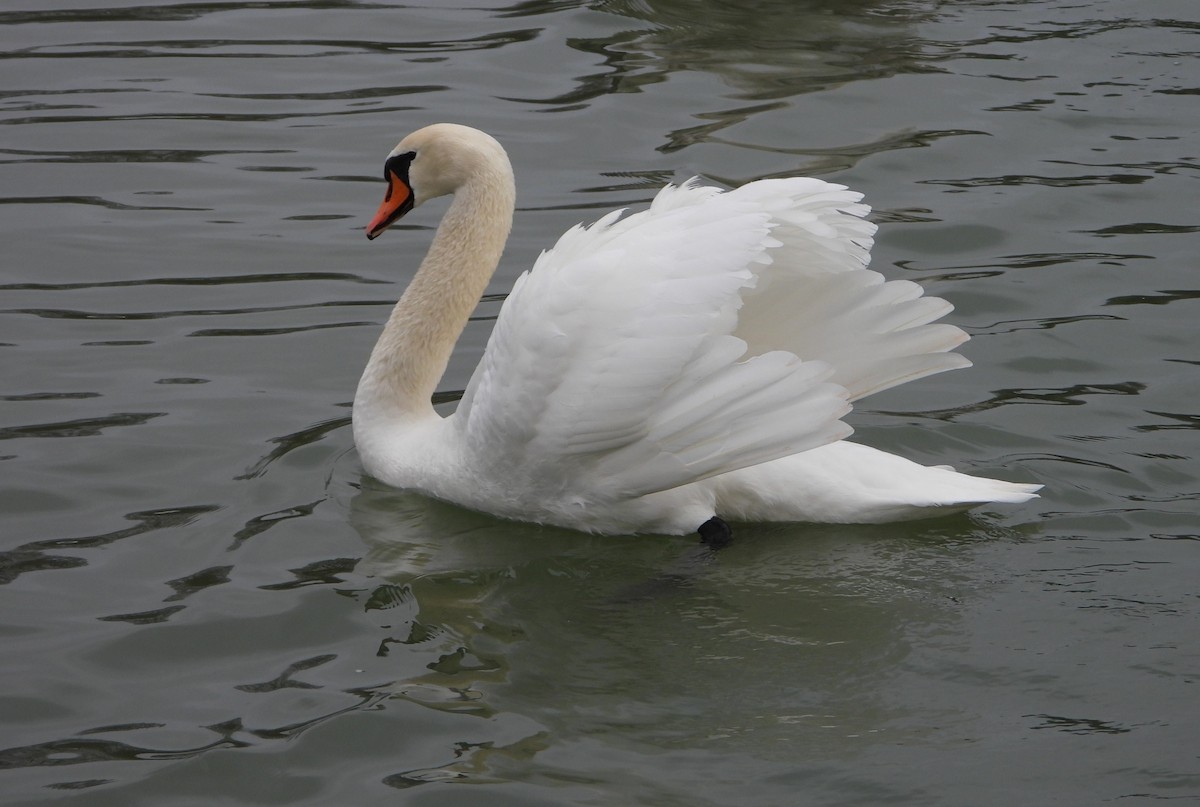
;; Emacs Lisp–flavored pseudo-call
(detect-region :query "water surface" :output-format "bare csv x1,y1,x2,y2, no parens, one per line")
2,1,1198,804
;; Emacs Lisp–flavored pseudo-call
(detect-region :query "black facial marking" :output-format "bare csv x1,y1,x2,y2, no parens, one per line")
383,151,416,184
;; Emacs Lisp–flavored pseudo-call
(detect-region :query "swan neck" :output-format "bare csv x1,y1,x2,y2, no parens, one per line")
356,170,514,423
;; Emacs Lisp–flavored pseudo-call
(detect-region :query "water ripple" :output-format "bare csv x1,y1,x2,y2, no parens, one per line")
0,1,357,26
0,505,217,586
6,30,542,60
5,301,382,322
0,147,288,164
0,411,166,440
895,381,1147,421
0,271,385,291
0,195,205,211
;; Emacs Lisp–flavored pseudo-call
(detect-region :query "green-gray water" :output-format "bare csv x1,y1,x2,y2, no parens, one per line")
2,1,1197,804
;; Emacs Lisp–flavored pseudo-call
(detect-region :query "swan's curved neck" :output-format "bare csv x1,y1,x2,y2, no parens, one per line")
355,167,514,424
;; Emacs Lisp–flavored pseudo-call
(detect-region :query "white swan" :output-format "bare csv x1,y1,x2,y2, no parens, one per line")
354,123,1039,540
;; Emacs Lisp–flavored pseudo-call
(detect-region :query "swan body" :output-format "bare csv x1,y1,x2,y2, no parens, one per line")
354,123,1039,536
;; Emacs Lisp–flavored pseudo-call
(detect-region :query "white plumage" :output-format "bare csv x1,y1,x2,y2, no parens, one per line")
354,124,1039,537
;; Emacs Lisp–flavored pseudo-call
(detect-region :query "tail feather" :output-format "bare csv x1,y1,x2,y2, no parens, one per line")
710,441,1041,524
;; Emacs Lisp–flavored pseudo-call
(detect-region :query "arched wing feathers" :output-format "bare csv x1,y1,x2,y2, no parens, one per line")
452,177,966,502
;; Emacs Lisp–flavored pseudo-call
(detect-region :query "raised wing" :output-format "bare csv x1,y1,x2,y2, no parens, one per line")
725,179,969,400
451,178,963,504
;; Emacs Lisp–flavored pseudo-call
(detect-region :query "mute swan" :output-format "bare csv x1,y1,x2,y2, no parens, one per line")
354,123,1039,541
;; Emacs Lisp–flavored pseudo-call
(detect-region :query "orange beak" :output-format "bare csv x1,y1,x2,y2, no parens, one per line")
366,169,414,240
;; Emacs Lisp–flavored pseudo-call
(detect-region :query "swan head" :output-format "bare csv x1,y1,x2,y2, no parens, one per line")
365,123,511,240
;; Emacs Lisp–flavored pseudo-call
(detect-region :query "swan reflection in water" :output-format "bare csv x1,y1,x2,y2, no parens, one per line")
343,478,1001,783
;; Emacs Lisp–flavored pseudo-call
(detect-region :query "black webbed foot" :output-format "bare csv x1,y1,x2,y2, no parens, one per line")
697,516,733,549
